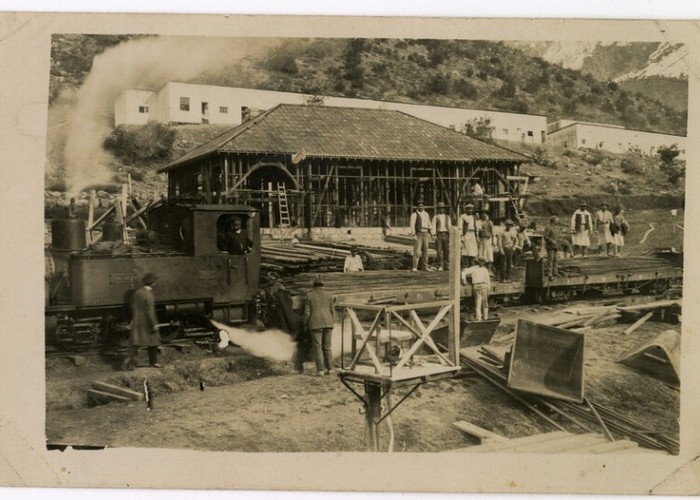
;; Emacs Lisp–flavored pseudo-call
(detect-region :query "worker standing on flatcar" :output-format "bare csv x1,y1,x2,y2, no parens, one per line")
459,203,479,268
461,258,491,321
123,272,161,370
496,219,517,282
571,202,593,257
409,200,432,272
477,212,494,272
431,201,451,271
595,203,615,257
543,216,561,278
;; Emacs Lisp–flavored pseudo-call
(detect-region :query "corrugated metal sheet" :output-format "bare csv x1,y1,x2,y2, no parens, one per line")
160,104,527,172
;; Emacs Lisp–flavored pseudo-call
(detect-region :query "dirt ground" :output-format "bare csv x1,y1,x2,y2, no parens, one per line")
45,301,680,453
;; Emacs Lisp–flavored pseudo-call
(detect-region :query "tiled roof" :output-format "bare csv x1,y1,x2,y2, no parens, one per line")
160,104,527,172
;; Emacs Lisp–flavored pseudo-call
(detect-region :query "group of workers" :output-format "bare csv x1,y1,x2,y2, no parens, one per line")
407,198,631,323
409,199,536,282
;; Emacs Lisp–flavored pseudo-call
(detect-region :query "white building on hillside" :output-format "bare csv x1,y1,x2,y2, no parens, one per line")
114,82,548,144
547,120,686,158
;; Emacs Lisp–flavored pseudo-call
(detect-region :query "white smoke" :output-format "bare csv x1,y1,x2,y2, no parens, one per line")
57,36,271,194
210,319,296,362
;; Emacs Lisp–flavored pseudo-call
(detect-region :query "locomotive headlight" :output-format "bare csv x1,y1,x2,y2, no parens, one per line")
248,210,257,218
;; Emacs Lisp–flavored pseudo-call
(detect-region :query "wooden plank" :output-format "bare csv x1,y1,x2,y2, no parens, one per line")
623,311,654,336
574,439,639,454
464,431,570,453
452,421,508,444
590,313,622,327
617,300,681,312
92,381,144,401
86,389,132,404
517,434,607,453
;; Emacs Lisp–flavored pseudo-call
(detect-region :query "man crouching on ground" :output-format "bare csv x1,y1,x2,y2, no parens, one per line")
461,258,491,321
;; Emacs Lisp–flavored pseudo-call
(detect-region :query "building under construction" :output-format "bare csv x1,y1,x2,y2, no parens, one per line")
159,104,529,232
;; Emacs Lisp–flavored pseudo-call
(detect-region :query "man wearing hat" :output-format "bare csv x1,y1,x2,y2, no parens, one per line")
409,200,433,272
543,216,562,278
570,202,593,257
458,203,479,267
343,246,364,272
496,219,518,282
304,275,336,376
431,201,452,271
123,272,161,370
461,258,491,321
223,216,253,255
595,202,614,256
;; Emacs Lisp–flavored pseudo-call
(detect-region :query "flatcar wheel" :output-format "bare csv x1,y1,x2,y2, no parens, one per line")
534,289,549,304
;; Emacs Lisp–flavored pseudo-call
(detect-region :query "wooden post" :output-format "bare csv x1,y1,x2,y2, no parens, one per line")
86,190,95,245
448,226,462,365
364,382,382,451
120,184,129,244
304,161,312,238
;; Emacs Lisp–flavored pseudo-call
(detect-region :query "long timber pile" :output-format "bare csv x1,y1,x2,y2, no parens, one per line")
261,241,409,275
283,270,449,303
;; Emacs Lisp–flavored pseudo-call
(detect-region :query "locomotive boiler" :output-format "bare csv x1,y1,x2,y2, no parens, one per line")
45,201,261,349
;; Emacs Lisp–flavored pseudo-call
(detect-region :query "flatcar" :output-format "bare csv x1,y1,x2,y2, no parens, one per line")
45,202,260,348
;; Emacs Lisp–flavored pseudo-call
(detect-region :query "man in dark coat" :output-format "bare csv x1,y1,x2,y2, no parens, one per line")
224,217,252,255
123,272,161,370
304,275,336,376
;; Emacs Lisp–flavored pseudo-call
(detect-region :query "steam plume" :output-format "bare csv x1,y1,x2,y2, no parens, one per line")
56,36,269,193
210,319,296,362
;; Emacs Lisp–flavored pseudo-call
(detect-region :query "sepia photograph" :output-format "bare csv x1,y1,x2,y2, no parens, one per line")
2,10,699,495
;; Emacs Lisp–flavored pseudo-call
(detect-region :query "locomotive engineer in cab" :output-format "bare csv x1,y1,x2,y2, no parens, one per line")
222,216,253,255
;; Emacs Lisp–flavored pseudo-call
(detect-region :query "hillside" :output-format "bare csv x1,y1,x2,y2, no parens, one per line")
49,36,688,135
509,41,689,115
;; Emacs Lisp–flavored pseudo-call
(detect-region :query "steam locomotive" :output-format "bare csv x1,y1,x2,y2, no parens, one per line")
45,201,261,349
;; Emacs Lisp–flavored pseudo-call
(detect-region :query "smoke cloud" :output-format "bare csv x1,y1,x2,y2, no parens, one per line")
55,36,270,193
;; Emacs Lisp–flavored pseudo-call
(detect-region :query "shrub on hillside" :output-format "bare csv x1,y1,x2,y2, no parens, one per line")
103,123,176,165
265,52,299,74
660,161,685,185
454,78,478,99
582,149,605,166
620,156,643,175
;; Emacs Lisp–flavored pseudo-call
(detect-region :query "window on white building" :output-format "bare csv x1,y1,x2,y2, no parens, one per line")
581,139,587,145
503,128,509,135
527,130,533,137
138,106,149,113
180,97,190,111
219,106,229,114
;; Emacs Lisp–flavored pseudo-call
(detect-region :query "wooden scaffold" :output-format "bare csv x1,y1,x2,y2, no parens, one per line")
337,227,463,451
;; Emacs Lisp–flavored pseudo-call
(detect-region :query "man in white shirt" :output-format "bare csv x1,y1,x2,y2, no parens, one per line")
409,200,432,272
458,203,479,267
571,202,593,257
461,258,491,321
431,201,451,271
343,247,364,272
595,202,614,256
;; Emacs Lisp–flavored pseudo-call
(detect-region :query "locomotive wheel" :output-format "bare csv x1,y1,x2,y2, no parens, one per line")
159,323,181,343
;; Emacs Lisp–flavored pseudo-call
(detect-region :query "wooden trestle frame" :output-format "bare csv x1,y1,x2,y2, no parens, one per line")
337,227,463,451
